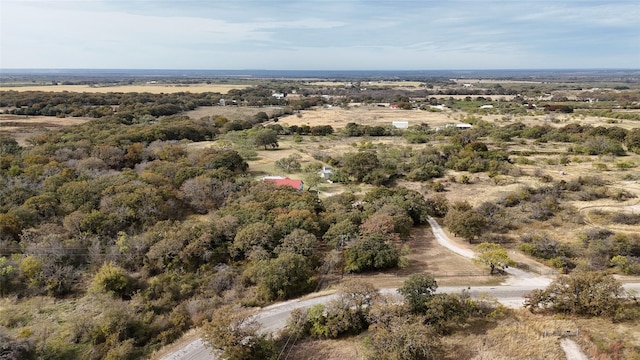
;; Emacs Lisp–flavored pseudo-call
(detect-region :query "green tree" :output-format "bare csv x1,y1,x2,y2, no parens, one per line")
303,172,323,192
275,228,317,257
341,151,381,183
424,293,470,334
322,219,359,249
195,148,248,173
253,128,279,150
473,242,515,275
304,279,378,339
202,305,276,360
425,194,449,217
524,271,624,316
252,252,315,301
231,222,275,260
443,206,487,242
397,274,438,314
274,153,302,172
273,209,320,238
254,111,269,123
344,234,399,273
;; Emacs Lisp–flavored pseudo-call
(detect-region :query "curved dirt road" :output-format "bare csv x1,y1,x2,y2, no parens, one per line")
427,216,553,288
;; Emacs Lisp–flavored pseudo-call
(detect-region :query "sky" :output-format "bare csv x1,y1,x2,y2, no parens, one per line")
1,0,639,70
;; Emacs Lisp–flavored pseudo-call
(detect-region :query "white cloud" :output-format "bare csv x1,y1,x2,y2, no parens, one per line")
1,0,638,69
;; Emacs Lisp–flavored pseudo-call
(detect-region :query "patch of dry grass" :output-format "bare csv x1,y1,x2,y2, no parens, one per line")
280,337,366,360
576,315,640,360
443,310,573,360
0,114,91,145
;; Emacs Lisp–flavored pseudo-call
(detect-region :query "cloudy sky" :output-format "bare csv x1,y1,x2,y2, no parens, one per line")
1,0,638,70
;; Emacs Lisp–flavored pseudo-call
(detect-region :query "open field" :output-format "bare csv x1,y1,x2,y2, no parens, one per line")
184,106,283,121
272,104,637,130
0,114,90,145
0,83,250,94
278,105,458,128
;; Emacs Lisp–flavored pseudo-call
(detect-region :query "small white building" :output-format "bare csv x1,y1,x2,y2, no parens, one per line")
319,166,334,179
479,105,494,109
392,121,409,129
442,123,473,130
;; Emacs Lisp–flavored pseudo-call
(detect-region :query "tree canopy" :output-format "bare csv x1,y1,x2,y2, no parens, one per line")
473,242,515,275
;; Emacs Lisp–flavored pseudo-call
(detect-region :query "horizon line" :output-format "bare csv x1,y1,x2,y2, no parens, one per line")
2,67,640,72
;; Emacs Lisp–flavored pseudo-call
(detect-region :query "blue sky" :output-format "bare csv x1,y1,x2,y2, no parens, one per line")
1,0,638,70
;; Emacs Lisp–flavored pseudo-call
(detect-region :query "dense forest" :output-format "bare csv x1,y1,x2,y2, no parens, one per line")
1,82,640,359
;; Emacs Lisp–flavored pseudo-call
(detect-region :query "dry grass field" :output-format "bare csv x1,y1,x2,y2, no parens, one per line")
184,106,282,121
0,114,90,145
0,83,249,94
277,105,637,131
278,105,458,129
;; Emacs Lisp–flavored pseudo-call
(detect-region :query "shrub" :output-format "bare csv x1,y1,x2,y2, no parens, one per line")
89,262,136,299
611,212,640,225
397,274,437,314
525,271,623,316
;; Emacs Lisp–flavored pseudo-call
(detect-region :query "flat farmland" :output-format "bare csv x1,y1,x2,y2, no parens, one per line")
278,105,457,128
0,83,250,94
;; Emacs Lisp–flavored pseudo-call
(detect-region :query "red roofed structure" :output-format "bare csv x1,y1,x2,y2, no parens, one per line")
263,177,304,191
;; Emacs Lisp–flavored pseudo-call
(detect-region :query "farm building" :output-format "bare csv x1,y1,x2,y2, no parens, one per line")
262,176,304,191
479,105,494,109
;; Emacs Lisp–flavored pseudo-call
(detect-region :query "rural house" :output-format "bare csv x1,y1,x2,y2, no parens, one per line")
262,176,304,191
